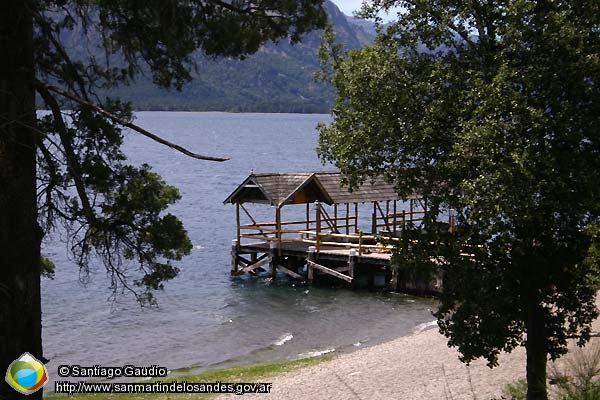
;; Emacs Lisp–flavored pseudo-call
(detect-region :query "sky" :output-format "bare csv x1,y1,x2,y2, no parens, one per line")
333,0,364,17
332,0,400,22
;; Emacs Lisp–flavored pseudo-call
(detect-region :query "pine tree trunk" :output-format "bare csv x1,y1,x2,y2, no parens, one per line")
526,300,548,400
0,1,42,399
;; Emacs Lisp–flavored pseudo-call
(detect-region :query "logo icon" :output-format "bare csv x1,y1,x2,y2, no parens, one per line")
5,352,48,395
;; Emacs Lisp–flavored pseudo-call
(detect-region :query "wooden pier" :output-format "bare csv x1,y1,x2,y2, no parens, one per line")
224,172,446,294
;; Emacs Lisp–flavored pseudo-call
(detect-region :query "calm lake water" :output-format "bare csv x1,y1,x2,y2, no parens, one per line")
41,112,437,385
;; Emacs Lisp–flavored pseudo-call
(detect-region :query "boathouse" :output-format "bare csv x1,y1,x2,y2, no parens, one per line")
224,171,442,293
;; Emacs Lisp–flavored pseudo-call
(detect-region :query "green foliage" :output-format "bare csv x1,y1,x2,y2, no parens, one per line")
503,379,528,400
33,0,327,303
503,344,600,400
318,1,600,398
501,379,527,400
40,257,56,279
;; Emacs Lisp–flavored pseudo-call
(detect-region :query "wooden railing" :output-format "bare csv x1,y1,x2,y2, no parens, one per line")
239,221,395,256
372,210,426,233
236,201,446,256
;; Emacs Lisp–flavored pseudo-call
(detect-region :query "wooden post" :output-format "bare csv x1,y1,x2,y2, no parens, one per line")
371,201,377,234
315,201,321,251
393,200,397,233
348,249,357,289
276,206,282,256
391,263,399,292
305,203,310,238
334,203,338,233
235,203,241,244
384,265,391,289
354,203,359,233
269,241,277,278
345,203,350,235
358,231,363,256
231,240,239,275
307,245,316,284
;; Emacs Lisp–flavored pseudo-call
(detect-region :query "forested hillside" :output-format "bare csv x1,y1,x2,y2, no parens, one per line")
101,1,373,113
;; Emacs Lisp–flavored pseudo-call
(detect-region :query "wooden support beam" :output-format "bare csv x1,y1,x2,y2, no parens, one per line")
307,246,316,284
315,201,321,251
277,265,304,280
269,241,278,277
334,203,338,233
348,249,357,290
371,202,377,234
236,255,252,266
345,203,350,235
240,204,266,235
390,263,399,292
236,203,241,244
358,231,363,256
306,203,310,238
307,260,353,283
238,257,269,275
238,253,266,266
393,200,397,233
231,240,239,275
276,207,282,256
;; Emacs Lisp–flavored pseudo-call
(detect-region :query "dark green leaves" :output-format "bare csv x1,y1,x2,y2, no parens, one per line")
319,1,600,393
34,0,327,304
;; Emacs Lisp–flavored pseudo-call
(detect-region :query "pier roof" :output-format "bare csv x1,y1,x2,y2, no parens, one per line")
224,171,416,207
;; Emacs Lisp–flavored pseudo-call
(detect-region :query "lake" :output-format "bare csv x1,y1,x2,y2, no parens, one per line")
41,112,437,384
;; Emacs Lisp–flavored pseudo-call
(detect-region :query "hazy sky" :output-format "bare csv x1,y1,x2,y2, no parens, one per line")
333,0,364,17
333,0,399,22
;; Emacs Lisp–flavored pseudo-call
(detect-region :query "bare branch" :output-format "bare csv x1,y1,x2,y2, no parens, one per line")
40,83,231,162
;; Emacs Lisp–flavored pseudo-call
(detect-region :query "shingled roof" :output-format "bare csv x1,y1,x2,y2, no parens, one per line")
224,172,417,207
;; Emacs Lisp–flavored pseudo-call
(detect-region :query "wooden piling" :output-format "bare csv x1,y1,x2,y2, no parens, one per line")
231,240,238,275
269,241,277,278
390,263,399,292
307,245,316,284
349,249,357,289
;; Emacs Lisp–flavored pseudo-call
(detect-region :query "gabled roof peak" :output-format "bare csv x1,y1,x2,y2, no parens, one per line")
224,171,416,207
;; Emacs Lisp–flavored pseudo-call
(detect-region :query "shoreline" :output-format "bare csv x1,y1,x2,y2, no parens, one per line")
216,325,526,400
216,300,600,400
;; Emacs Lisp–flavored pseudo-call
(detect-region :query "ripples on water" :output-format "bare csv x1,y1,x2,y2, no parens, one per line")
41,112,438,383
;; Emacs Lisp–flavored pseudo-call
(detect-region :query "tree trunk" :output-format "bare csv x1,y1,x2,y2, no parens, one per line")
526,300,548,400
0,1,42,399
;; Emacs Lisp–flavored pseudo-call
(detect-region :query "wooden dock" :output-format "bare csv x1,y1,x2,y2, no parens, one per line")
224,172,447,294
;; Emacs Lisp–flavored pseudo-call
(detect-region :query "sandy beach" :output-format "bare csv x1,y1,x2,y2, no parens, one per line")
218,300,600,400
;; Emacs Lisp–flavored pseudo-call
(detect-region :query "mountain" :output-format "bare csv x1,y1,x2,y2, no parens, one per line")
105,1,375,113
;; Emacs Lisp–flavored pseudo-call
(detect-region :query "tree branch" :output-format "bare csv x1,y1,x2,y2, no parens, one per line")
32,10,92,101
40,83,231,162
37,85,98,225
403,0,479,52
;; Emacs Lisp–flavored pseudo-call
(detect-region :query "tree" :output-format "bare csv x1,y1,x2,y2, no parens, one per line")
318,1,600,399
0,1,326,398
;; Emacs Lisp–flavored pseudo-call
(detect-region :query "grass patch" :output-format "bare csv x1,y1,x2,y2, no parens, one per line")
498,341,600,400
550,342,600,400
45,355,333,399
501,378,527,400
